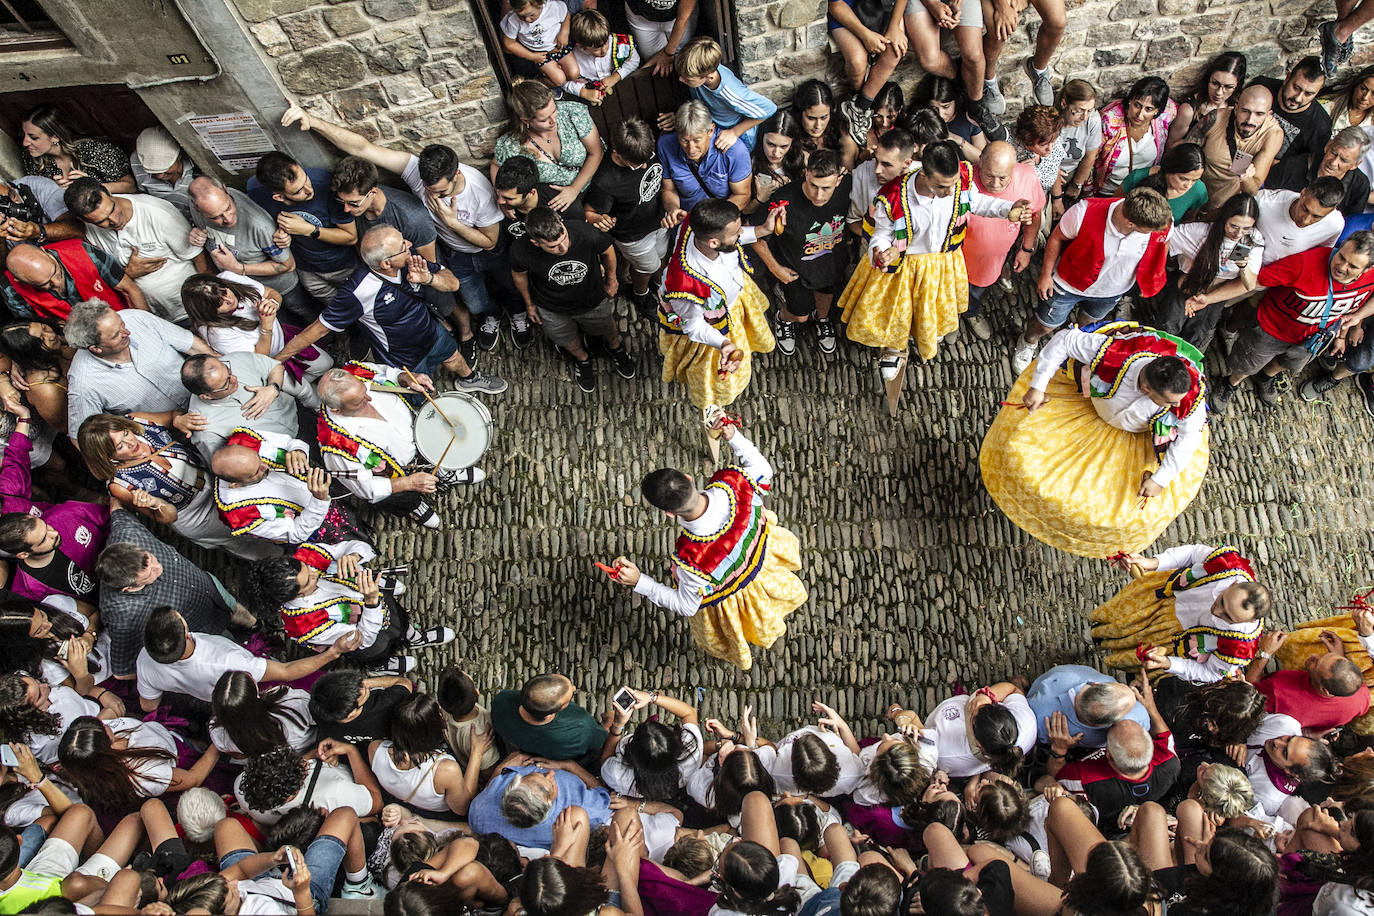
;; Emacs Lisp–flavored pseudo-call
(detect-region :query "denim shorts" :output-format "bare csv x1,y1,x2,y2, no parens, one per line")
413,324,459,376
1342,316,1374,374
221,834,346,914
1035,284,1125,329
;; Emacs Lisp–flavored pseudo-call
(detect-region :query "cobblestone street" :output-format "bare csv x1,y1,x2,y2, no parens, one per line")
355,278,1374,737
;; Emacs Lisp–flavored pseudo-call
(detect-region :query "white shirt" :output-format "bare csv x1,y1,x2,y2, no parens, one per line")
851,734,939,806
198,272,285,355
32,686,98,765
1030,327,1206,487
868,171,1013,254
401,156,501,254
235,758,374,826
676,226,760,349
370,743,455,813
110,716,178,798
1104,132,1159,193
1053,200,1162,297
1149,544,1264,682
136,633,268,703
86,194,201,323
568,35,641,94
686,745,778,811
1245,713,1309,822
633,432,773,618
768,726,865,795
1254,189,1344,265
499,0,567,52
1168,222,1264,285
928,693,1037,778
216,445,329,545
319,364,419,504
708,853,821,915
283,575,389,650
209,688,316,756
848,160,878,224
602,722,704,796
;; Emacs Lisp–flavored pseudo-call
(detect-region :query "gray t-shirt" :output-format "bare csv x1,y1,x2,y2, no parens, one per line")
356,185,439,251
14,175,67,221
189,351,317,462
191,188,299,296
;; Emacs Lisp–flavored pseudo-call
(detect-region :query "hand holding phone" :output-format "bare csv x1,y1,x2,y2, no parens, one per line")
1230,150,1254,178
612,687,636,715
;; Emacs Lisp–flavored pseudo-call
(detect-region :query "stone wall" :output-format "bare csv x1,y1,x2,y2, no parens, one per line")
231,0,1356,166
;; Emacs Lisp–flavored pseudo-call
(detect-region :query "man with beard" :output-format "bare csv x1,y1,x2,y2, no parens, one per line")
1252,57,1333,192
1199,85,1282,210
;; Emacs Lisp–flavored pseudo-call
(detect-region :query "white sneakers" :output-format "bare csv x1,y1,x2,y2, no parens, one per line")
1011,339,1038,374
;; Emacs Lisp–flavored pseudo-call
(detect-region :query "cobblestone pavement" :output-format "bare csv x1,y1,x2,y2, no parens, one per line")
280,276,1374,738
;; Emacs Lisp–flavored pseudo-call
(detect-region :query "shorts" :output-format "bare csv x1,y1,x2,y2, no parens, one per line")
777,270,845,318
222,834,346,915
24,836,78,880
797,860,863,915
1229,323,1316,376
411,325,459,376
903,0,983,29
1035,283,1125,329
615,229,669,275
537,299,615,347
297,267,356,304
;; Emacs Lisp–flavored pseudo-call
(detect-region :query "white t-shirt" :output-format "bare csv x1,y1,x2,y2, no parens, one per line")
768,726,865,796
32,686,99,765
707,853,821,915
209,688,316,756
401,156,502,254
500,0,567,52
850,735,939,806
928,694,1038,778
136,633,268,703
110,717,178,798
86,194,201,323
1168,222,1264,284
1254,189,1345,265
602,722,705,796
235,759,374,826
1245,713,1308,821
1058,111,1104,176
1053,199,1163,297
1104,132,1158,193
199,272,285,355
686,745,779,811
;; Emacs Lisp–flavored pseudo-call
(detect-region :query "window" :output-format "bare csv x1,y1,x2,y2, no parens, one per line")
0,0,73,53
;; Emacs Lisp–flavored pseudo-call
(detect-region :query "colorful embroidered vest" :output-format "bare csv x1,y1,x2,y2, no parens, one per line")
865,163,974,272
1066,320,1207,460
658,223,753,334
316,363,413,478
226,428,292,469
280,577,378,643
611,33,635,70
1056,198,1170,297
672,468,770,608
1161,546,1262,667
214,480,307,539
112,422,202,510
5,238,126,320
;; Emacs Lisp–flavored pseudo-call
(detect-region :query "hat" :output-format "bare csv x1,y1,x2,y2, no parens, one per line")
135,126,181,173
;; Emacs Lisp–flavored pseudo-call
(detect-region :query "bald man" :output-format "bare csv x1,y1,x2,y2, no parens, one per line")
1200,85,1283,209
187,175,304,306
211,428,336,547
274,225,506,393
4,240,147,321
961,141,1045,340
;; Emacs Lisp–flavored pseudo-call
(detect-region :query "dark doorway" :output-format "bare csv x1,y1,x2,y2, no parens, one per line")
0,83,162,156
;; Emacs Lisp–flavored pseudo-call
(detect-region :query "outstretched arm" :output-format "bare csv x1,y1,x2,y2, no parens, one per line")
281,105,412,175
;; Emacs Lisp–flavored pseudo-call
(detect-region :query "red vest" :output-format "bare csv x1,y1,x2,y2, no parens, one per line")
672,468,769,607
1056,199,1169,298
5,238,127,321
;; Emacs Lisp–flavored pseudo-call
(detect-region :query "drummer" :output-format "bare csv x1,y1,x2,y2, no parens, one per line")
316,361,486,530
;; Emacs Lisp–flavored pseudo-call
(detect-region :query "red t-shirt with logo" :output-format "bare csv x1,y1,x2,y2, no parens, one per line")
1255,246,1374,343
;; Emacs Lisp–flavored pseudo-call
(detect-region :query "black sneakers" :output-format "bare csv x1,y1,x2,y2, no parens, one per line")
608,344,636,379
1208,375,1238,414
575,358,596,392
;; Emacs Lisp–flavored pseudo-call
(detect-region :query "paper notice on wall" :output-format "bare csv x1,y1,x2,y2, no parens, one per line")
183,111,276,172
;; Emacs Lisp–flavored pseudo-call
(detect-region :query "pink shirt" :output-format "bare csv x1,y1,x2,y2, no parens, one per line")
961,162,1045,288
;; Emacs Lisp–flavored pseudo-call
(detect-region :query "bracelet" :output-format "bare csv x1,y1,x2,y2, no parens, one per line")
650,691,660,704
610,725,623,736
1051,193,1064,200
95,689,108,700
1256,650,1272,659
1021,246,1035,253
270,382,282,392
1049,750,1067,759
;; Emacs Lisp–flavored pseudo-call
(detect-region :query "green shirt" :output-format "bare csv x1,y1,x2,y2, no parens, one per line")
0,870,65,914
489,690,608,761
1121,166,1208,222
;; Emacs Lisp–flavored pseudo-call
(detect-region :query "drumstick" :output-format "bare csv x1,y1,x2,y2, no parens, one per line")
402,367,455,429
433,433,458,470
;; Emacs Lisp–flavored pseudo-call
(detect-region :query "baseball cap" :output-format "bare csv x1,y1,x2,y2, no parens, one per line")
135,127,181,173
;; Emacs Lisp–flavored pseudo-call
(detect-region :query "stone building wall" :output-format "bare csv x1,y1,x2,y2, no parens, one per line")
231,0,1354,166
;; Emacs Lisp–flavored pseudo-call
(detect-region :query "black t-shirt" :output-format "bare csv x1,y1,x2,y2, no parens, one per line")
23,553,96,598
501,185,585,248
315,684,410,748
585,157,666,242
624,0,677,22
977,859,1017,916
1255,77,1334,191
509,220,613,313
753,177,851,285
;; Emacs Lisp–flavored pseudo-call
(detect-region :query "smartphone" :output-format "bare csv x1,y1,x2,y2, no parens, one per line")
612,687,636,715
1230,150,1254,177
55,640,69,662
282,846,302,878
0,746,16,767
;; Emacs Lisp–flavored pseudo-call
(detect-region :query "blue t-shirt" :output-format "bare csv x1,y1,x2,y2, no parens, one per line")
246,167,357,273
658,130,751,211
321,263,446,368
690,66,777,152
468,765,612,850
1339,211,1374,244
1026,664,1151,748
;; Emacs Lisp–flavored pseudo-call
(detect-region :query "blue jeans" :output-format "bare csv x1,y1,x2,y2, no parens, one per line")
17,824,47,868
1342,316,1374,374
414,324,459,376
1035,284,1125,329
443,240,510,318
221,835,346,914
968,281,989,318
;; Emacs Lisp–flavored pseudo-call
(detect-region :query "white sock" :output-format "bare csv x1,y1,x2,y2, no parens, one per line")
77,853,120,881
346,868,369,884
985,77,1000,89
1032,64,1049,76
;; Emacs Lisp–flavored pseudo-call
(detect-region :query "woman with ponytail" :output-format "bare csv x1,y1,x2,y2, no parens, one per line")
927,683,1037,778
711,790,816,915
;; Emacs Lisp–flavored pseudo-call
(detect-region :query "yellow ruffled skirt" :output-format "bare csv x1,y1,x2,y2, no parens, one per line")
1089,570,1180,670
979,368,1210,557
838,249,967,360
1275,615,1374,688
690,513,807,670
659,278,775,408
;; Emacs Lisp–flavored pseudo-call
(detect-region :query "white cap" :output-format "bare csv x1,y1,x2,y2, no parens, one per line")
135,126,181,173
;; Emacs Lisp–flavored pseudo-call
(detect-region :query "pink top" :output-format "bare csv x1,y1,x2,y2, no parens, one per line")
961,162,1045,288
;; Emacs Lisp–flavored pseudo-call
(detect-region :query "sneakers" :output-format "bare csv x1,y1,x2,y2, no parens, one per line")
406,500,440,529
510,311,535,349
965,313,993,341
1025,60,1054,106
406,624,456,648
476,314,500,351
434,465,486,485
1253,372,1283,408
965,96,1007,142
839,98,872,148
1298,371,1342,401
1011,338,1037,374
342,876,381,900
371,655,418,676
456,370,509,394
1208,375,1238,413
608,343,636,379
632,289,659,321
1358,373,1374,418
816,316,837,354
378,572,408,596
458,334,478,371
982,80,1007,115
1319,20,1346,81
776,318,797,356
575,357,596,392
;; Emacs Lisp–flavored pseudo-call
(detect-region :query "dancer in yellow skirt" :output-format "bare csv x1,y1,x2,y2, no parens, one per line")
980,321,1210,557
609,413,806,670
837,140,1032,377
658,199,781,409
1090,544,1270,680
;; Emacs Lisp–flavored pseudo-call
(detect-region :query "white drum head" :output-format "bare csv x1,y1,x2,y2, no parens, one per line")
414,393,493,470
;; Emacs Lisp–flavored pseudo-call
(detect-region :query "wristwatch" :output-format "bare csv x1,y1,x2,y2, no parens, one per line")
309,225,321,239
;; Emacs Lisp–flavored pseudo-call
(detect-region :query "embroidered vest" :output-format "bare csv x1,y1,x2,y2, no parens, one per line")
672,468,770,608
611,33,635,70
112,423,202,510
281,577,374,643
5,239,126,320
1161,546,1262,667
226,428,291,469
214,481,306,538
1056,199,1170,298
658,223,753,335
317,362,412,477
866,163,974,271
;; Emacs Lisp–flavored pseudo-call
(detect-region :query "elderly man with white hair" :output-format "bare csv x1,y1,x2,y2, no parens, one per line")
316,361,485,531
658,99,752,216
274,225,506,394
1302,125,1374,217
